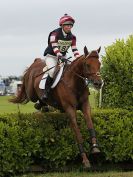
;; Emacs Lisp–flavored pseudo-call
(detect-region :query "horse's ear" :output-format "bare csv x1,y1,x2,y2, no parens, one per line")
97,46,101,53
84,46,89,56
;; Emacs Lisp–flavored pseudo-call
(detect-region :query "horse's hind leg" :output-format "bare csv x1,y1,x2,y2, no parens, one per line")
65,106,91,168
81,100,100,154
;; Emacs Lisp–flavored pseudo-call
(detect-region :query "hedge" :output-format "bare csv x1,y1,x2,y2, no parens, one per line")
0,109,133,176
101,35,133,108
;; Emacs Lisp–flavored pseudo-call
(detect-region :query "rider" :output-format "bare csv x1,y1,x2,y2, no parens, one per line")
40,14,80,105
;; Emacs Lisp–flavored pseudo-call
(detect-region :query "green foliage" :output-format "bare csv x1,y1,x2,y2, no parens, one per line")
94,109,133,162
0,114,42,176
0,110,133,176
101,35,133,108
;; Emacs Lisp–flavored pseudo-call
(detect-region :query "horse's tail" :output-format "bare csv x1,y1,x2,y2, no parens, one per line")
9,81,29,104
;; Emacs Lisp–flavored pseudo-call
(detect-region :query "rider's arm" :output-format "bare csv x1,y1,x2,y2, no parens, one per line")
71,35,80,58
49,32,62,58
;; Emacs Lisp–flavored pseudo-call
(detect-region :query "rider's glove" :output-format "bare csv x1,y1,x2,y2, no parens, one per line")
57,53,63,60
60,57,67,63
57,53,67,63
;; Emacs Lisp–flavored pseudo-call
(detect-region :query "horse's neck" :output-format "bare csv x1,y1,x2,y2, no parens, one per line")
66,57,84,78
63,57,85,89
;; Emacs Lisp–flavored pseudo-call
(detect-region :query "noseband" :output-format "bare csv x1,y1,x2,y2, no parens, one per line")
62,53,102,89
79,53,101,85
65,53,101,85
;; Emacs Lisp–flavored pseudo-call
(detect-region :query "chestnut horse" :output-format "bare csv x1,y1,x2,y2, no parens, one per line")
10,46,103,168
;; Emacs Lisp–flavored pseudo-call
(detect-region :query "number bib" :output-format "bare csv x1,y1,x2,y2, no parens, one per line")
58,40,72,52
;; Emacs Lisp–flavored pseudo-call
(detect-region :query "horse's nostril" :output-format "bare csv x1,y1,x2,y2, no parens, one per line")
94,81,99,85
94,80,103,88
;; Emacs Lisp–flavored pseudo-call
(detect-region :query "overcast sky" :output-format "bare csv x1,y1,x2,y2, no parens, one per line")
0,0,133,77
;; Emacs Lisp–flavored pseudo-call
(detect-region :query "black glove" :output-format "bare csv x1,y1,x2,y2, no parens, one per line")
57,55,63,60
60,57,67,63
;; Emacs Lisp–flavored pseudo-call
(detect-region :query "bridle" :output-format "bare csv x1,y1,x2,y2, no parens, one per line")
61,53,103,92
72,53,101,85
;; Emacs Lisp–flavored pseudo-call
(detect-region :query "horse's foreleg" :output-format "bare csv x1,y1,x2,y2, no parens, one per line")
65,106,91,168
81,101,100,154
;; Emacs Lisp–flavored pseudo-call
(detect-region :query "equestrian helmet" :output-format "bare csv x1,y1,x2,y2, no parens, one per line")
59,14,75,26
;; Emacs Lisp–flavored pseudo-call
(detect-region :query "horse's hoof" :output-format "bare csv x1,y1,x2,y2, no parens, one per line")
82,153,91,169
91,147,101,154
34,103,42,110
60,109,65,113
42,106,49,112
83,160,91,169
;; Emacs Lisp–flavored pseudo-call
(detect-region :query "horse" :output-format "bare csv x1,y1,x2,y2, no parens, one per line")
9,46,103,168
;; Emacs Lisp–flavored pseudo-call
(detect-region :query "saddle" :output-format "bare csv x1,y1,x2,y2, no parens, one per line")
39,63,65,89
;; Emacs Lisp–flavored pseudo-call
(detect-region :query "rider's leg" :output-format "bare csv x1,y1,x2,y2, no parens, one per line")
34,55,61,108
34,75,53,109
41,75,53,100
34,100,49,111
41,54,57,101
34,101,42,110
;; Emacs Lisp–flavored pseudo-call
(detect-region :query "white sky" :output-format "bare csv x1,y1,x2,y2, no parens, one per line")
0,0,133,77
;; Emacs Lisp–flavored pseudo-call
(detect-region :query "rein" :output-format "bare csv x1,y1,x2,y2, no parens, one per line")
72,70,86,80
35,57,72,78
69,54,101,84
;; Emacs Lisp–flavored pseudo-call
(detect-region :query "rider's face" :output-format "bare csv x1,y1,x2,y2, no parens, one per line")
62,24,73,33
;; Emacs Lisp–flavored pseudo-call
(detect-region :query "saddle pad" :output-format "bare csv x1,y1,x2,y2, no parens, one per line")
51,65,64,88
39,65,64,89
39,73,48,89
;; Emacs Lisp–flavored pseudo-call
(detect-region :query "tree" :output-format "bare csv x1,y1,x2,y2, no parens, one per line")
101,35,133,108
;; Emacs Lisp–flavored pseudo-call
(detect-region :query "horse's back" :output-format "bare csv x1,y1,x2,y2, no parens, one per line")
27,58,46,74
22,58,45,102
28,57,46,85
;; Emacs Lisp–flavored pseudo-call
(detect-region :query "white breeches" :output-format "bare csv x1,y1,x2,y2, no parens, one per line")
44,54,57,78
44,54,64,78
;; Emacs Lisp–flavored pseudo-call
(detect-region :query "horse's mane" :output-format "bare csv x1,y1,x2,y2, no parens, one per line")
63,55,84,74
67,50,99,70
72,55,83,63
70,50,99,65
67,55,84,69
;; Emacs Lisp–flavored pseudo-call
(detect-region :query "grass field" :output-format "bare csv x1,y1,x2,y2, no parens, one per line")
18,171,133,177
0,90,98,114
0,96,35,114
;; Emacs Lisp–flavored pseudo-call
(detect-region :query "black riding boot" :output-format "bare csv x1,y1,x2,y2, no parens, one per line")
41,76,53,102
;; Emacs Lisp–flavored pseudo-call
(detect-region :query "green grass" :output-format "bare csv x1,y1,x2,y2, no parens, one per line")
0,90,98,114
0,96,35,114
18,171,133,177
